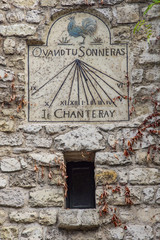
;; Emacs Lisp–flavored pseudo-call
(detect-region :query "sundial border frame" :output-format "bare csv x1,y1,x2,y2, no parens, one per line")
27,11,129,123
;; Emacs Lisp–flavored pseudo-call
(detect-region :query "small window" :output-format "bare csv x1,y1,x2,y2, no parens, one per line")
65,153,95,209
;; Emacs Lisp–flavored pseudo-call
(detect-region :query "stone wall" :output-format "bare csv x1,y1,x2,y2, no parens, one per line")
0,0,160,239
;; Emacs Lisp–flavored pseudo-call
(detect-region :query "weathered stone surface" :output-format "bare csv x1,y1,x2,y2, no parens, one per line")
143,187,155,203
99,0,123,5
132,69,143,83
26,10,42,23
139,53,160,64
115,5,139,23
153,153,160,165
17,72,25,82
21,224,43,240
97,8,112,22
142,5,160,19
108,227,124,240
118,170,128,185
61,0,94,5
58,209,99,229
55,126,104,151
13,147,33,154
40,0,57,7
26,135,52,148
11,0,38,8
6,9,25,23
9,171,36,188
0,24,36,37
19,124,42,133
0,55,7,66
112,26,131,42
0,68,14,81
0,226,19,240
156,188,160,204
155,223,160,239
137,207,160,224
0,174,8,188
0,210,7,225
119,209,135,222
9,210,38,223
0,120,15,132
45,227,67,240
0,189,24,207
0,13,5,23
129,168,160,185
125,225,153,240
29,188,64,207
1,157,21,172
0,133,23,146
95,152,132,166
0,2,11,10
146,67,160,82
29,152,63,166
95,169,118,185
136,151,147,164
45,125,67,134
39,209,57,225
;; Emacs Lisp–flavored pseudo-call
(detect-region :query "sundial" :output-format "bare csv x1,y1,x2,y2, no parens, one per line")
28,12,129,122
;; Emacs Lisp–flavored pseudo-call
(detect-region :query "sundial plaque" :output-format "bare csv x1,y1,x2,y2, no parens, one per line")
28,12,129,122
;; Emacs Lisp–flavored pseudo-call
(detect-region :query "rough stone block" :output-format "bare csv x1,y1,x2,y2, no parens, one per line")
115,5,139,23
139,53,160,64
0,120,15,132
0,175,7,188
26,10,42,23
19,124,42,133
26,135,52,148
1,157,21,172
107,227,124,240
0,68,14,82
40,0,57,7
0,13,5,23
13,147,33,154
61,0,94,6
0,55,7,66
95,169,118,185
0,133,23,146
142,5,160,20
99,0,123,5
6,9,25,23
21,224,43,240
0,24,36,37
0,210,7,225
11,0,38,8
45,125,67,134
9,170,36,188
129,168,160,185
29,152,63,166
95,152,132,166
125,225,153,240
131,69,143,83
97,8,112,22
135,151,147,164
112,26,131,42
55,126,104,151
0,189,24,207
143,187,155,203
146,67,160,82
137,207,160,224
29,188,64,207
0,226,19,240
39,209,57,225
156,188,160,204
45,227,67,240
9,210,38,223
58,209,99,230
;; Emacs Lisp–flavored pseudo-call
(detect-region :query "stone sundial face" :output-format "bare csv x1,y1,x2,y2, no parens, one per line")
28,12,129,123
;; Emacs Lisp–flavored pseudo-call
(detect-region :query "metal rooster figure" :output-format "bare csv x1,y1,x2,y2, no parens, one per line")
67,16,97,44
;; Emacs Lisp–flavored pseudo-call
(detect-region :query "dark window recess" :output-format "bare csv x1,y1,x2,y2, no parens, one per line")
66,161,95,209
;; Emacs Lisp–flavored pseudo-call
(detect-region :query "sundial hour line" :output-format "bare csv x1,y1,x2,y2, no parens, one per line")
80,59,123,84
78,64,89,105
81,61,125,99
78,62,96,104
80,64,105,105
68,63,78,105
49,61,76,108
31,60,76,96
80,64,116,106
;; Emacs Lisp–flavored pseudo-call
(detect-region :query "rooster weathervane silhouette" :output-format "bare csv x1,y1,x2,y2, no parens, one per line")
67,16,97,44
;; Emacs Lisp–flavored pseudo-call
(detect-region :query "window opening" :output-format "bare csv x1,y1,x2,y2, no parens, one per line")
65,152,95,209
